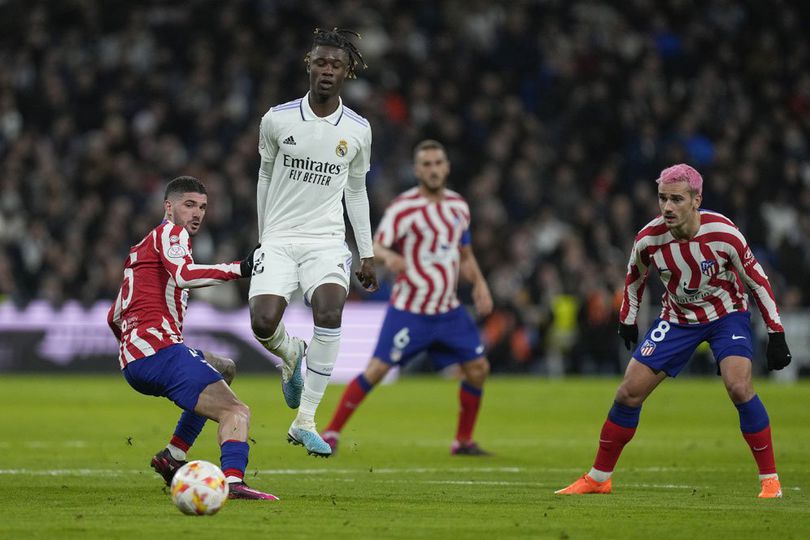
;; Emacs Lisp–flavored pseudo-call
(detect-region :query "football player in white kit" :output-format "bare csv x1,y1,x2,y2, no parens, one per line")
249,28,378,456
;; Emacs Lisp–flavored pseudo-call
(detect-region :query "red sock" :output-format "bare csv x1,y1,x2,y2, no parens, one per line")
169,435,191,452
593,419,637,473
742,426,776,475
324,375,372,433
222,468,244,481
456,383,482,443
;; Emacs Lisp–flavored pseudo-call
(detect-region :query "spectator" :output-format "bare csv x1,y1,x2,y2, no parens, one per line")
1,1,808,374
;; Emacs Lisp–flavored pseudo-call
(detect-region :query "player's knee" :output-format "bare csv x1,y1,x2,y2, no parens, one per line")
313,306,343,329
465,358,490,385
725,380,753,403
615,385,645,407
251,310,281,339
478,358,491,379
365,359,390,384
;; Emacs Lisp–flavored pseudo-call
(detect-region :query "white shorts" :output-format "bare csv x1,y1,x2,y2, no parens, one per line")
248,241,353,303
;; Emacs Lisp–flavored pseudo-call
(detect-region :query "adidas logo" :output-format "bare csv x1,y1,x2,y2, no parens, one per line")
282,136,296,145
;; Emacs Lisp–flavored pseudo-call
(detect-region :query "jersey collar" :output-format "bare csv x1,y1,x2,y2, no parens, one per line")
300,92,344,126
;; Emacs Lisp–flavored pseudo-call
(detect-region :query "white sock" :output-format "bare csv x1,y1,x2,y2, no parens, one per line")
759,473,778,481
588,467,612,483
254,321,296,362
295,326,341,428
167,444,186,461
226,476,243,484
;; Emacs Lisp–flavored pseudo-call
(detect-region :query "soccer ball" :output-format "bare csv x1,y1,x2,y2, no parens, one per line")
170,460,229,515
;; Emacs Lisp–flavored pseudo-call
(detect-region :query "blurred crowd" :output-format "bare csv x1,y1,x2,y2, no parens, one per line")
1,0,808,374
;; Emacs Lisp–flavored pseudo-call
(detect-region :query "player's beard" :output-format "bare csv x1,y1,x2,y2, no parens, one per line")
172,213,200,236
421,176,445,194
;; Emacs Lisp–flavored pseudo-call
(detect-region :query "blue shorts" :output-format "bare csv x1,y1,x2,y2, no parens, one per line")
633,312,753,377
372,305,485,370
122,344,223,411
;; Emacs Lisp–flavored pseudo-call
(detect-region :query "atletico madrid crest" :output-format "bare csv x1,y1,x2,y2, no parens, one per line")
640,339,656,357
701,259,718,277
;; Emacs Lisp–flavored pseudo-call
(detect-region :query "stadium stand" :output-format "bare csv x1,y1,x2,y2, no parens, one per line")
0,1,807,375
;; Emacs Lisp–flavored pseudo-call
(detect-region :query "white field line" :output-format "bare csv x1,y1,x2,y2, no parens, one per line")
0,467,801,492
0,466,523,476
6,439,797,452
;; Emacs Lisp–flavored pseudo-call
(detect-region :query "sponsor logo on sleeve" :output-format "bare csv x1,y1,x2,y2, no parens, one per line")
743,247,755,267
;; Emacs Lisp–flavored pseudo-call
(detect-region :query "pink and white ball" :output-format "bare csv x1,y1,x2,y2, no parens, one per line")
170,460,229,515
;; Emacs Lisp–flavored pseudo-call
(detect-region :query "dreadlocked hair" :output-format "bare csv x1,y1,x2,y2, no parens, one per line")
305,27,367,79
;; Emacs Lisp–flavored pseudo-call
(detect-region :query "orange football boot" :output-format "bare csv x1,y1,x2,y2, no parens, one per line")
555,474,612,495
758,477,782,499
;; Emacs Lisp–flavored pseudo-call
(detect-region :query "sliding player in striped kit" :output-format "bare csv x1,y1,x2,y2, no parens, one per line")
322,139,494,456
556,164,792,498
108,176,276,500
249,28,378,457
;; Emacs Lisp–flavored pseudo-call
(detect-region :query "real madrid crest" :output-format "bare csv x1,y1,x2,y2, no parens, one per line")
335,139,348,157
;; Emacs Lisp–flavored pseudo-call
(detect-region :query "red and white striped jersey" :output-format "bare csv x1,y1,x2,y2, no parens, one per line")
107,221,243,369
375,187,471,315
620,210,783,332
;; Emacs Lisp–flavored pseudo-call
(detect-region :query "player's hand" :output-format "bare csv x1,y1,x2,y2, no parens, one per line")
383,252,407,274
239,244,261,277
766,332,792,371
618,323,638,351
473,281,493,317
355,257,379,292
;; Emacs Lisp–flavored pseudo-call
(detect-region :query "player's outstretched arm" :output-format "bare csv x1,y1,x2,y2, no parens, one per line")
159,225,243,289
459,245,493,316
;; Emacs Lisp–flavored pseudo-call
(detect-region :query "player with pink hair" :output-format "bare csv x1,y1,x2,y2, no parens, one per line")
556,164,792,498
656,163,703,192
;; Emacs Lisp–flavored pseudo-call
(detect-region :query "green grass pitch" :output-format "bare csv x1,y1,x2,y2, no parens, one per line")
1,374,808,539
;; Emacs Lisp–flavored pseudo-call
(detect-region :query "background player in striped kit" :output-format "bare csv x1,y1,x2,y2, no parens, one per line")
108,176,276,500
248,28,378,457
322,139,494,456
556,164,792,498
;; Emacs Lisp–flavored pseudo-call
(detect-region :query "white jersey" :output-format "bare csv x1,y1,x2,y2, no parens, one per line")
257,93,372,245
